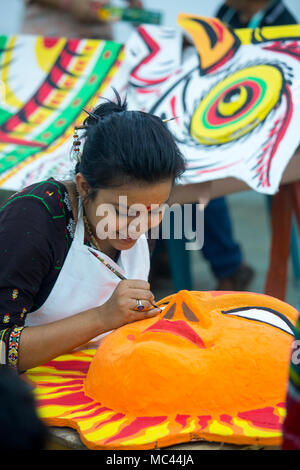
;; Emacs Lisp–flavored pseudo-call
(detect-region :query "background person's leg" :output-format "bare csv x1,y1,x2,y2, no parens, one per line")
201,197,254,290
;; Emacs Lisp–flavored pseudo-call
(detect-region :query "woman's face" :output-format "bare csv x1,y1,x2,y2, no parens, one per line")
76,174,172,252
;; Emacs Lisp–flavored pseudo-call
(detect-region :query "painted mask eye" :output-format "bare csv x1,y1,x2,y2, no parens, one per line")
221,306,294,335
190,64,283,145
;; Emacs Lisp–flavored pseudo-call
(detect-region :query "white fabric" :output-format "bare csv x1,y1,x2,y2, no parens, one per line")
25,200,150,342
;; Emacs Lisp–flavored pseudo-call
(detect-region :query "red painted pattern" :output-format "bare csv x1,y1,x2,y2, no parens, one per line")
74,406,113,422
37,379,84,387
1,39,80,134
0,130,46,148
104,416,167,445
263,85,293,187
211,19,224,42
94,413,126,431
37,390,93,407
206,48,235,75
170,95,180,125
238,407,282,430
45,359,91,373
206,80,261,126
197,415,212,429
175,414,190,428
43,37,60,48
131,26,171,86
195,159,243,175
263,41,300,62
144,319,206,348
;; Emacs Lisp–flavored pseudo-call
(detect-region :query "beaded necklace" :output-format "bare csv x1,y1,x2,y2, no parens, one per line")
83,211,101,252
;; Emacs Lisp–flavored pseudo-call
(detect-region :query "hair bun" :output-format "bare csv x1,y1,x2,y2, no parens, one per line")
83,88,127,128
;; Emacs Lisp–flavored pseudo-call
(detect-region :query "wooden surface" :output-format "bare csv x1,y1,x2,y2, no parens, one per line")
45,426,280,451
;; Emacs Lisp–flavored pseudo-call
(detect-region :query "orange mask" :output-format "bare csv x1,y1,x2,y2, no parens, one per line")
27,290,297,449
85,290,297,418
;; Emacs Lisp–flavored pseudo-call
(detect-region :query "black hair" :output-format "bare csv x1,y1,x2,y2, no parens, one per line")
75,89,186,199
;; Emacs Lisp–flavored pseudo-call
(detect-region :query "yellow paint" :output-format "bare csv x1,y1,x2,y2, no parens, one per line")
209,420,234,436
276,407,286,418
217,85,247,116
121,421,171,446
38,404,70,419
84,417,128,441
177,13,237,72
179,418,198,434
232,417,280,438
234,28,253,44
35,37,66,73
0,46,124,186
1,36,23,109
76,411,116,432
191,65,282,145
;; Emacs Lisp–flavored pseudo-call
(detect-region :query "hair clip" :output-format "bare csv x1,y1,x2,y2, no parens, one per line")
82,108,99,121
162,116,180,123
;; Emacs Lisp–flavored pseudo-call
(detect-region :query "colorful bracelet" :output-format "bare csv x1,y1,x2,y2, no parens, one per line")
7,326,24,369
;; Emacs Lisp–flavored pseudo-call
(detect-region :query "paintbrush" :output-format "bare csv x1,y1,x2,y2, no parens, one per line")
88,248,161,310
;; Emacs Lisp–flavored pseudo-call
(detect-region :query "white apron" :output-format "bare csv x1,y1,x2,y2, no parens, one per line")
25,200,150,342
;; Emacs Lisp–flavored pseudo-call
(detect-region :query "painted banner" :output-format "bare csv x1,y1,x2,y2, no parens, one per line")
125,16,300,194
1,15,300,193
0,35,124,190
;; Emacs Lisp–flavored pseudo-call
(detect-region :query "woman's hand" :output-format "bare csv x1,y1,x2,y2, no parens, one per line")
98,279,161,331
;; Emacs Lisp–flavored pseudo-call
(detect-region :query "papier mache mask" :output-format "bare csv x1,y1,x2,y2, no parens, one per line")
27,290,298,450
124,14,300,194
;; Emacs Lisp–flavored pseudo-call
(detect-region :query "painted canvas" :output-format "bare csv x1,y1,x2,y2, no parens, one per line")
1,15,300,194
0,35,123,190
124,15,300,194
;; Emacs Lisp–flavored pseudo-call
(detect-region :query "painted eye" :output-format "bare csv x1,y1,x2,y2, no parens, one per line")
221,306,294,336
190,64,283,145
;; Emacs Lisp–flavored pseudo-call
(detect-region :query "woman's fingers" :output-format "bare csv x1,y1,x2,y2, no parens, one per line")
131,307,161,322
128,298,153,312
128,288,155,304
142,308,161,318
121,279,151,290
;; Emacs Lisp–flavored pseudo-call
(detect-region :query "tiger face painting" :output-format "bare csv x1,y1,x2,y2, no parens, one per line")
125,15,300,194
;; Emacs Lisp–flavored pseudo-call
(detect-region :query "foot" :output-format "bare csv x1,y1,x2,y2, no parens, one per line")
216,264,255,291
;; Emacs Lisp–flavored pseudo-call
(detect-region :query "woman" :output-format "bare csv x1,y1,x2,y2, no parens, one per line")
0,92,185,372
